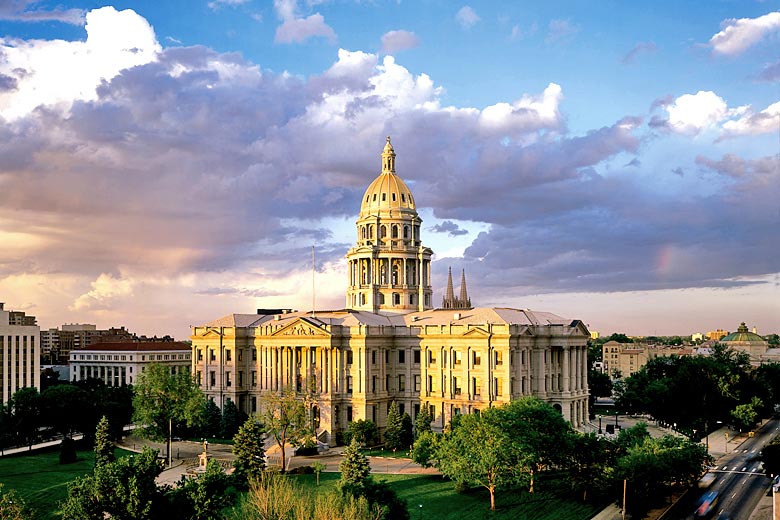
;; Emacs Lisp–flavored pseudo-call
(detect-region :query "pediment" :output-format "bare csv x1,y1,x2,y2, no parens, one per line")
461,327,491,338
568,320,590,337
198,329,223,339
272,318,331,338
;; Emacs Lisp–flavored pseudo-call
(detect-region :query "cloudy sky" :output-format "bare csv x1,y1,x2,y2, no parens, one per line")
0,1,778,339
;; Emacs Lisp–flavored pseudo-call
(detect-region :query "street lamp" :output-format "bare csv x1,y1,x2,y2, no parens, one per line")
598,415,603,434
615,411,619,429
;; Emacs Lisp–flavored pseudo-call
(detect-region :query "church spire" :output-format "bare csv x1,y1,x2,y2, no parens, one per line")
381,136,396,174
459,269,469,304
444,267,455,304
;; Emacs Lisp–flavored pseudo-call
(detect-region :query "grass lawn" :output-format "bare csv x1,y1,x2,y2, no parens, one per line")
290,472,602,520
0,447,133,520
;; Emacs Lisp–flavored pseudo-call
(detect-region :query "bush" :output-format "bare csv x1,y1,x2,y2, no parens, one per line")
295,446,319,456
288,465,315,474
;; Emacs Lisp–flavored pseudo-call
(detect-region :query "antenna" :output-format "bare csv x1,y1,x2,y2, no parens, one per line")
311,245,316,319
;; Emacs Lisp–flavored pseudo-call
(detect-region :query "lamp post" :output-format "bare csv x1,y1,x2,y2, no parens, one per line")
615,411,619,430
598,415,603,434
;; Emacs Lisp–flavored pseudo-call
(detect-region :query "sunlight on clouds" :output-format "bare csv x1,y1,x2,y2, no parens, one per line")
722,101,780,137
71,272,134,311
479,82,563,136
0,6,160,120
709,11,780,56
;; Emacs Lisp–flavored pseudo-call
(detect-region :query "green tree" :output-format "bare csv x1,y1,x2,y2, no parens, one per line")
383,401,404,451
40,384,88,440
567,433,614,502
232,417,266,484
259,388,311,472
410,430,439,468
761,441,780,477
59,447,164,520
339,437,372,493
94,416,115,467
9,387,41,448
312,461,326,486
349,420,378,447
496,397,573,493
219,398,243,438
400,413,413,450
414,405,432,438
132,364,205,467
0,482,32,520
588,369,613,398
168,459,235,520
731,397,762,431
435,407,519,510
202,399,222,438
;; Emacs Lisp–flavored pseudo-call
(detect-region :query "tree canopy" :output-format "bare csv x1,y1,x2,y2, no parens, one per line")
259,388,312,472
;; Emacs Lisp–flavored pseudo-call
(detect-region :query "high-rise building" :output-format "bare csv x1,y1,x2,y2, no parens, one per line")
0,303,40,404
191,138,591,444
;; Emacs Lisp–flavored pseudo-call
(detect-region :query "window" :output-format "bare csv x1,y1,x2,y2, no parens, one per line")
385,350,389,364
226,349,232,362
347,406,353,422
427,375,433,392
347,351,353,365
398,374,406,391
413,349,420,364
372,375,377,393
347,376,353,395
209,371,216,386
453,377,461,395
251,396,257,413
371,350,376,365
472,352,481,366
386,374,391,392
453,351,462,365
210,349,216,362
225,371,232,387
252,371,257,386
238,371,243,387
494,378,503,396
238,350,243,362
399,403,405,416
252,349,257,361
428,350,436,364
393,293,400,305
414,375,421,392
495,351,503,366
472,377,481,396
398,350,405,364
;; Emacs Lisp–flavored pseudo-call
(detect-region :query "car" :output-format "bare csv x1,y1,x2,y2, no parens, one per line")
694,491,719,518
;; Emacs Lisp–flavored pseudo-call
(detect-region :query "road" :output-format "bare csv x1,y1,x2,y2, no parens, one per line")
661,419,778,520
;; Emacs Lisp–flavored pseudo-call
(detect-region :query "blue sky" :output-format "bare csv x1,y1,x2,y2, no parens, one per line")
0,0,778,338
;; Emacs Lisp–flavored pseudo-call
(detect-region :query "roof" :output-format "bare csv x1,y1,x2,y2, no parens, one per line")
721,322,766,344
75,341,191,352
359,138,417,219
200,307,579,330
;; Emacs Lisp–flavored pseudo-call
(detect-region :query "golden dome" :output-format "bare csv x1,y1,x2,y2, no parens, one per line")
359,137,417,218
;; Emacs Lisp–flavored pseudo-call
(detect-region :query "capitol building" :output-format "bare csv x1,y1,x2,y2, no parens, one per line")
191,138,590,444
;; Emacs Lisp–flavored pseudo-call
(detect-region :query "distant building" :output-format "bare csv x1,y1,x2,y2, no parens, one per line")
691,332,704,342
590,330,600,340
706,329,729,341
602,340,647,379
69,341,192,386
42,324,136,364
721,322,768,365
441,268,471,309
0,303,40,404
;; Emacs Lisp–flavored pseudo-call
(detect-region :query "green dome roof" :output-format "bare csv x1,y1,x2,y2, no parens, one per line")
721,322,765,343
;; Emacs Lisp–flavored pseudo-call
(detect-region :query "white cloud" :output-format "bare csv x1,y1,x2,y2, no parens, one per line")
709,11,780,56
546,18,579,44
0,0,84,25
722,101,780,137
456,6,480,29
665,91,731,134
71,273,134,311
478,82,563,136
381,30,419,53
273,0,336,44
0,6,160,120
208,0,250,10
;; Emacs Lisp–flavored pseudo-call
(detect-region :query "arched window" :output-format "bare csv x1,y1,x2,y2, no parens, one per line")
403,226,409,239
392,225,398,238
393,293,400,305
392,265,399,285
380,225,386,239
379,293,385,304
380,264,387,284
